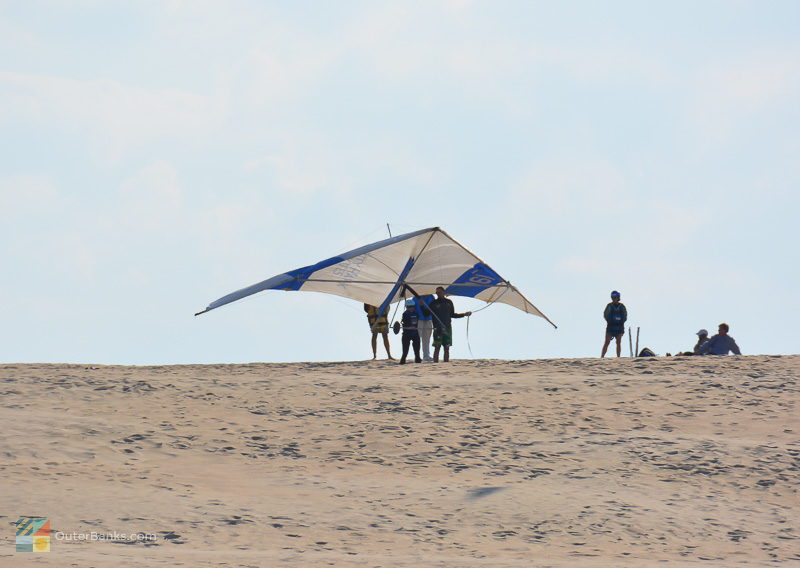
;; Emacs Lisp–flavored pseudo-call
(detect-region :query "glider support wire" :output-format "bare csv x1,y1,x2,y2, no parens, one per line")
299,279,516,288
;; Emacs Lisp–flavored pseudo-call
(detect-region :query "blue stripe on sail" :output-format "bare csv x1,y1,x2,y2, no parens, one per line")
445,263,504,298
206,273,293,311
273,227,438,292
377,256,416,316
274,256,345,291
200,227,439,314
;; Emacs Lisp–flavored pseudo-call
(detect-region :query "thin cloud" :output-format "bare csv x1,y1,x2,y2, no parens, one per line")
0,71,226,162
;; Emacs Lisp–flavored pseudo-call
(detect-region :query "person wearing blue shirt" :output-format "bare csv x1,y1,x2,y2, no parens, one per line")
413,294,435,362
697,323,741,355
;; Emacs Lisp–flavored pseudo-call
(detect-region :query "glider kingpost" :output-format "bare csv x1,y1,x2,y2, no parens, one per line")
195,226,556,328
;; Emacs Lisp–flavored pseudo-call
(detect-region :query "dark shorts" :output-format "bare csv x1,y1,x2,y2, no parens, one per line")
433,327,453,347
402,332,420,350
606,326,625,337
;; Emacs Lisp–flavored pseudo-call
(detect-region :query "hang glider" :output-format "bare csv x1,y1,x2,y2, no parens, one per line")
195,226,556,328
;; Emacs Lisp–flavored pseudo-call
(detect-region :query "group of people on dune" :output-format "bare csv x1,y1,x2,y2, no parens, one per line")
365,288,742,362
602,290,741,358
364,286,471,364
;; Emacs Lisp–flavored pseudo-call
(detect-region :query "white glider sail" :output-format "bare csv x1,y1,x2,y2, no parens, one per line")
196,226,556,328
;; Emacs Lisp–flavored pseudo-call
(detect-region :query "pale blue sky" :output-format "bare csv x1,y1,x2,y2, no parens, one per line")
2,1,798,364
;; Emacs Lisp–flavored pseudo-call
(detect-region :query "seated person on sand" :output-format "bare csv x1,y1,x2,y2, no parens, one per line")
697,323,741,355
676,329,710,356
364,303,394,360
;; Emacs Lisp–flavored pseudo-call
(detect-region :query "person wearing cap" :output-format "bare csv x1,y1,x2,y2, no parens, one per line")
399,299,422,364
364,303,394,360
693,329,709,354
675,329,709,356
601,290,627,357
697,323,742,355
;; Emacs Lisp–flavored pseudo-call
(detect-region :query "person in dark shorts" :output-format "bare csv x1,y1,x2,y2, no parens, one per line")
601,290,627,358
426,287,471,363
364,303,394,360
399,300,422,364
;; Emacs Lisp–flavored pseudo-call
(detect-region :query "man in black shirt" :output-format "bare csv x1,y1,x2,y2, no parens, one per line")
399,300,422,364
427,287,471,363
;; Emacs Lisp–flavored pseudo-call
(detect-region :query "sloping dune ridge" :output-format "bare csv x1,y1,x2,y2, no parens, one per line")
1,355,798,567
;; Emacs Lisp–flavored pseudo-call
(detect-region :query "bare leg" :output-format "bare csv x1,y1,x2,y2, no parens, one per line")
601,333,612,357
371,333,378,359
433,345,440,363
443,346,450,362
615,335,622,357
382,332,394,360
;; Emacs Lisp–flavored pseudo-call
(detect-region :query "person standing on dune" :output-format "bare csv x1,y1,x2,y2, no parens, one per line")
413,293,435,362
364,303,394,360
601,290,627,358
426,287,471,363
399,300,422,364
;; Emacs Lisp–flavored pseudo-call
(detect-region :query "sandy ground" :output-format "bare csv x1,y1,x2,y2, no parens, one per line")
1,355,798,567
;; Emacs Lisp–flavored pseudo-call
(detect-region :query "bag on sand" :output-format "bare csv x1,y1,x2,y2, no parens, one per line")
638,347,656,357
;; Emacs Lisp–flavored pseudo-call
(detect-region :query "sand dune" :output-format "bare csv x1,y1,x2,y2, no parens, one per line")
1,355,798,567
